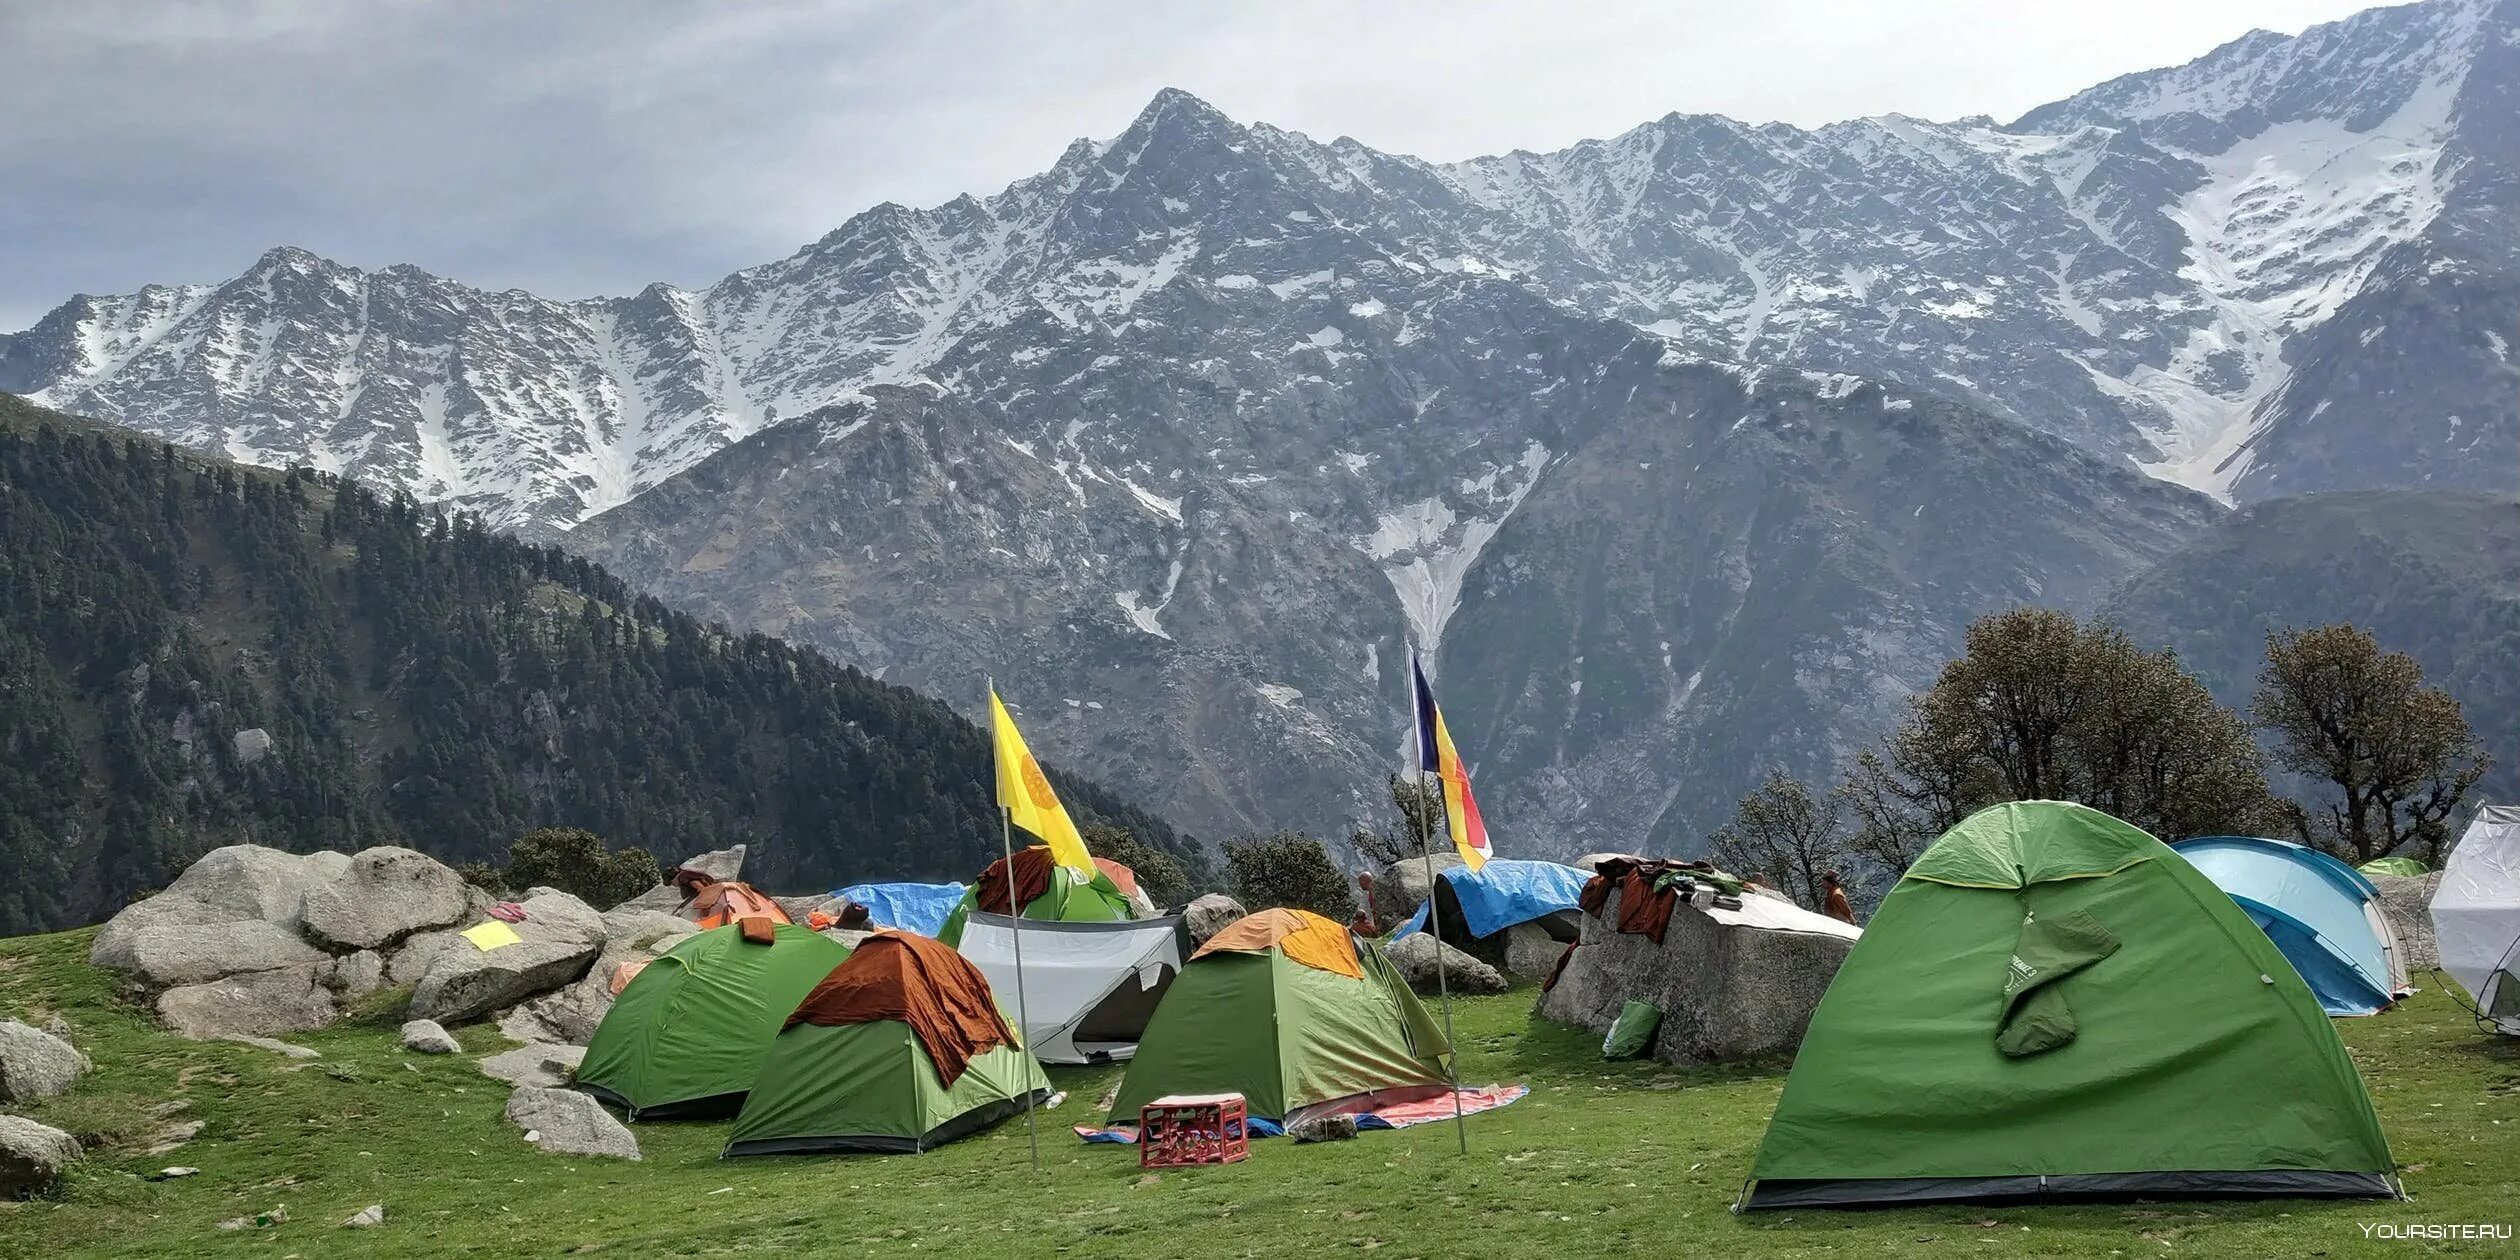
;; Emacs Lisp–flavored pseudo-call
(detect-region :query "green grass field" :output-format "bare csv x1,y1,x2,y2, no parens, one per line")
1,926,2512,1258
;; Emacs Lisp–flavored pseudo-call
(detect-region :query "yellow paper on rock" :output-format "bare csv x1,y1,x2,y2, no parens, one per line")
460,920,522,951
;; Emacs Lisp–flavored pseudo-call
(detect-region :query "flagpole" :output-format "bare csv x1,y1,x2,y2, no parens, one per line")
991,678,1042,1174
1410,649,1470,1156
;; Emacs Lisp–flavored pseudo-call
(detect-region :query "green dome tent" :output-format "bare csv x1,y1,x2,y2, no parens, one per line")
937,846,1139,947
1742,801,2395,1209
1106,909,1453,1124
725,931,1050,1156
576,923,853,1120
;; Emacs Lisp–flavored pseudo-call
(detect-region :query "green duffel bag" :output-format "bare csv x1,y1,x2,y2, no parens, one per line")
1602,999,1663,1060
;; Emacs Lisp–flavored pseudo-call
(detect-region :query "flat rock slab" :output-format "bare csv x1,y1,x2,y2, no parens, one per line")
113,919,328,989
0,1019,89,1103
478,1043,585,1088
504,1085,639,1160
407,891,606,1024
158,968,338,1041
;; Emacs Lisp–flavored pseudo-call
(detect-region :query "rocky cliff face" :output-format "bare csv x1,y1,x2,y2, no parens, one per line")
6,0,2512,855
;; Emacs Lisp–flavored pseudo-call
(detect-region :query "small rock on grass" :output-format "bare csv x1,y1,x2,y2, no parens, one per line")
400,1019,461,1055
342,1204,385,1228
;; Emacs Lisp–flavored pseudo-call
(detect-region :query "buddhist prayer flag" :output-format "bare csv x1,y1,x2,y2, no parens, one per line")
989,688,1095,873
1411,654,1493,872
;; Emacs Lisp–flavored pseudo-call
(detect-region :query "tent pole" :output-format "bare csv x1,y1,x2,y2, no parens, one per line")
1411,649,1470,1156
993,678,1041,1174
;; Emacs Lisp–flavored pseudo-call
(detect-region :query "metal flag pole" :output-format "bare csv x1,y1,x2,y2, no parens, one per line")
990,678,1042,1173
1409,649,1470,1156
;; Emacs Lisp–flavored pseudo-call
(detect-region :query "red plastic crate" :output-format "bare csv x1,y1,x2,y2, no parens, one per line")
1140,1092,1249,1167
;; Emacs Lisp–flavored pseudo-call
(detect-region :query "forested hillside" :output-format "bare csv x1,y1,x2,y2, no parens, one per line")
0,394,1191,935
2105,492,2520,806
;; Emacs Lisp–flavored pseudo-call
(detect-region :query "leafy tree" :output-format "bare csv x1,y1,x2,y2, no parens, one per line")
1709,771,1850,909
1348,775,1447,868
1223,831,1355,920
1839,608,2278,860
504,827,661,908
1083,822,1192,908
2254,625,2492,863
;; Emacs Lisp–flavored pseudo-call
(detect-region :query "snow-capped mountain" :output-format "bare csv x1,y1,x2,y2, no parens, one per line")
3,0,2513,850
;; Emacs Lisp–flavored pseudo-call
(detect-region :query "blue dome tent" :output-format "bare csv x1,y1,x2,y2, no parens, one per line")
1393,858,1591,940
2171,836,2410,1016
830,881,968,937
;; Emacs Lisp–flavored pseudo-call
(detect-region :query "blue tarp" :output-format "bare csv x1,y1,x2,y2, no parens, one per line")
2171,836,2403,1016
1394,859,1591,940
831,881,967,937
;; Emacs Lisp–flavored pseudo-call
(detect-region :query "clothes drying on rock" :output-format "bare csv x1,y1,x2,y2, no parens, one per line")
1741,800,2396,1210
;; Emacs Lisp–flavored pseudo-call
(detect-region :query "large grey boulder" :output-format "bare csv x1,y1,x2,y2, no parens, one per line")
112,919,326,988
0,1114,81,1198
1371,854,1463,927
1536,882,1855,1068
478,1043,585,1088
606,883,688,914
1182,894,1246,947
298,846,470,950
407,891,606,1024
1502,921,1571,982
384,930,461,987
0,1020,88,1102
157,966,338,1040
503,1084,639,1159
495,945,647,1046
400,1019,461,1055
1381,932,1507,996
90,845,349,972
2367,871,2441,972
163,845,347,930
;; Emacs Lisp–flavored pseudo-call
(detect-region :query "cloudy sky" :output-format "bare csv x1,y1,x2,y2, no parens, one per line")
1,0,2383,331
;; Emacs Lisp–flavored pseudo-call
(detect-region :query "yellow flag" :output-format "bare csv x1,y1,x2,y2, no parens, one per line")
990,689,1094,873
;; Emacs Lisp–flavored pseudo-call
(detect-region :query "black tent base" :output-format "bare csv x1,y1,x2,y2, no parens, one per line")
1741,1170,2398,1210
721,1088,1050,1159
575,1083,748,1123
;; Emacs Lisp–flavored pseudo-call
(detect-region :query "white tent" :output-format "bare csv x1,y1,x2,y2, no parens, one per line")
2432,804,2520,1034
958,912,1185,1064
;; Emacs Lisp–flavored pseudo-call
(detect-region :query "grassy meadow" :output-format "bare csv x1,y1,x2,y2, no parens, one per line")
0,926,2512,1258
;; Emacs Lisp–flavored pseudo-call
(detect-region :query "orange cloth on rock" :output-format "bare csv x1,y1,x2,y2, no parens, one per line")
688,880,793,930
784,931,1018,1088
1190,907,1364,979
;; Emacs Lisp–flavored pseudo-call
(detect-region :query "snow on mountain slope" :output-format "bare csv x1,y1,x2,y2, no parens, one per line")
7,0,2512,527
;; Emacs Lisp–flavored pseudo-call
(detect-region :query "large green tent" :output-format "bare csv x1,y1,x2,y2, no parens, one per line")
576,923,852,1120
725,932,1050,1156
1106,909,1453,1123
1743,801,2395,1209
